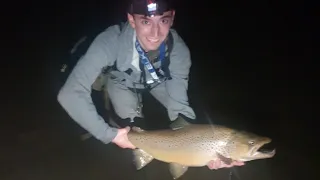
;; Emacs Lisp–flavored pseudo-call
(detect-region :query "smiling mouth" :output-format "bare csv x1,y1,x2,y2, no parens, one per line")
147,38,160,43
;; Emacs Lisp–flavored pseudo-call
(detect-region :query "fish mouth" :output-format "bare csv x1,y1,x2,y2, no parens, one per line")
250,139,276,159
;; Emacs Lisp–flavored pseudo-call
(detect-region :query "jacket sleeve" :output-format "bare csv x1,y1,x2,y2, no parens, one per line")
165,30,196,121
57,26,120,144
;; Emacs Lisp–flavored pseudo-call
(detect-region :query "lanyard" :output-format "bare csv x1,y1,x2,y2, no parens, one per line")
135,39,166,84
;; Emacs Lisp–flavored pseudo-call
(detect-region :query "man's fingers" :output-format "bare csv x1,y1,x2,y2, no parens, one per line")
120,144,134,149
221,161,244,167
207,160,221,170
124,142,136,149
207,160,245,170
219,162,233,168
124,126,131,132
232,161,245,166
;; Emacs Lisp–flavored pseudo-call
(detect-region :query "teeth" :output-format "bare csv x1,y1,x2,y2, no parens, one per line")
270,149,276,155
148,38,159,43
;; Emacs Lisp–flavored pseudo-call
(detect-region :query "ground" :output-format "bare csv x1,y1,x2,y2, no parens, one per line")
2,2,316,180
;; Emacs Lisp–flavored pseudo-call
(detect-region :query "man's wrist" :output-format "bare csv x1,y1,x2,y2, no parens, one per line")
102,127,118,144
111,128,119,142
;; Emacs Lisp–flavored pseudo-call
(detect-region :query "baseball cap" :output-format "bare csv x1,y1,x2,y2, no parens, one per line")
128,0,174,17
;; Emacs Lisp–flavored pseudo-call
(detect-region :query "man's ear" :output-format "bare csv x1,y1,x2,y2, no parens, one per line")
127,13,136,29
171,10,176,26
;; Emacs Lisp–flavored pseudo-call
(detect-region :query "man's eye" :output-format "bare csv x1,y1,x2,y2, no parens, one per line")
142,20,149,25
161,19,170,24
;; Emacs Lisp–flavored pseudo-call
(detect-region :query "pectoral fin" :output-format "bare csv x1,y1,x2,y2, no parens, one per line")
168,163,189,179
131,126,145,133
132,149,154,170
169,116,191,130
216,153,233,165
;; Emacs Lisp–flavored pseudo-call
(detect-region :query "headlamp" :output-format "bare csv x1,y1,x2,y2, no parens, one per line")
129,0,173,17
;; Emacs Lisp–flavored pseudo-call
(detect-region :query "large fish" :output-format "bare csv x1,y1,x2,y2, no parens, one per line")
127,118,276,179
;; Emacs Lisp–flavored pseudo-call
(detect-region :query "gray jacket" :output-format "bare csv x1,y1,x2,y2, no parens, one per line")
57,22,195,144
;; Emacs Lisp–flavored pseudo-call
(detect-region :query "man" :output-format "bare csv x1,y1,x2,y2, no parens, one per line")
57,0,244,169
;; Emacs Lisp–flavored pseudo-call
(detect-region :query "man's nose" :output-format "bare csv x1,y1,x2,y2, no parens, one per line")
151,24,159,37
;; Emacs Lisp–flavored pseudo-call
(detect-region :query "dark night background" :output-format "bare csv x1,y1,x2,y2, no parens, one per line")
2,0,316,180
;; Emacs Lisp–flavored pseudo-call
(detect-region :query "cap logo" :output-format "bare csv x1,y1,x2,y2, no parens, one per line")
148,2,157,11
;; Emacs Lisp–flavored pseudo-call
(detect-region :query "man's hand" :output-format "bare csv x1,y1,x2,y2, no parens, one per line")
112,127,136,149
207,160,245,170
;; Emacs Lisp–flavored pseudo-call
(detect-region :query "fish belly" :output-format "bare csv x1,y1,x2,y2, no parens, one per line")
142,147,217,167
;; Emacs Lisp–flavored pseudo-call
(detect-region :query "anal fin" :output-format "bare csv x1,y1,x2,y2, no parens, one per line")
169,163,189,179
133,149,154,170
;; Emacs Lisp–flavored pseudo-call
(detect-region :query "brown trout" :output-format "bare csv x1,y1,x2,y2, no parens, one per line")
127,118,276,179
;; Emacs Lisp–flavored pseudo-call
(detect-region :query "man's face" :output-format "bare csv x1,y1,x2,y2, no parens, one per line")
128,10,175,52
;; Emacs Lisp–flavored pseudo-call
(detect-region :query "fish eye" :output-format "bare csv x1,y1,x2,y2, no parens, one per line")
248,140,255,145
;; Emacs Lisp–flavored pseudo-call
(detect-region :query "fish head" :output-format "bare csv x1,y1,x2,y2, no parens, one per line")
228,131,276,162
